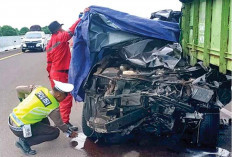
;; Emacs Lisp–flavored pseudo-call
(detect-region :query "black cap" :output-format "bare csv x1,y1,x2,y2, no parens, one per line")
48,21,63,34
79,12,83,18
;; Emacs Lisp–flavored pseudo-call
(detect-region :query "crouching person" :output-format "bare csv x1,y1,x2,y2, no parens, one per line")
8,80,77,155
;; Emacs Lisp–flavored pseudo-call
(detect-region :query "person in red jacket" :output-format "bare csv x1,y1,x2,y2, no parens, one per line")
46,20,79,131
46,9,89,130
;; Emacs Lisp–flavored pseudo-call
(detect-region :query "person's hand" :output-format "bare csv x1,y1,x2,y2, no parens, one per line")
84,7,90,13
29,85,36,92
69,131,78,138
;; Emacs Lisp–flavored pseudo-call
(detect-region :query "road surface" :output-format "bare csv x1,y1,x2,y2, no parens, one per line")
0,49,231,157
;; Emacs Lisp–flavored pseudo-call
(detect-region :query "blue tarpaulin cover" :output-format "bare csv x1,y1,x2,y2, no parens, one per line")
69,6,180,101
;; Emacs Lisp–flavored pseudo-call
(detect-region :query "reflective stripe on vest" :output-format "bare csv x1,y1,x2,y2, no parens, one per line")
11,86,59,126
9,112,24,127
46,42,61,53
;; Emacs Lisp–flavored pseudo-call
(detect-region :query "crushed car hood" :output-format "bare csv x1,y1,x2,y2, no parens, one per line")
69,6,180,101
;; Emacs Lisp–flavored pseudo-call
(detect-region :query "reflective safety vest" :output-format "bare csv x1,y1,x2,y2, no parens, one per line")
10,86,59,126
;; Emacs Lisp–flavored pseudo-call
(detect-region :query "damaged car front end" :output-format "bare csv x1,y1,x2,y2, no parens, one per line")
82,38,231,147
69,6,231,148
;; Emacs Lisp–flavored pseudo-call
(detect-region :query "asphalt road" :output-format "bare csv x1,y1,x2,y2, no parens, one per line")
0,49,85,157
0,49,231,157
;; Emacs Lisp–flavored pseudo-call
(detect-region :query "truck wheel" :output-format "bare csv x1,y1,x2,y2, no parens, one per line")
198,109,220,148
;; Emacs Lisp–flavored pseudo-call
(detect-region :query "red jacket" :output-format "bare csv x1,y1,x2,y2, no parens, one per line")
46,19,81,74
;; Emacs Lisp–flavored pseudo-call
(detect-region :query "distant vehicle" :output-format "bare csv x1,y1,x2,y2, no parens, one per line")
21,31,47,52
29,25,42,31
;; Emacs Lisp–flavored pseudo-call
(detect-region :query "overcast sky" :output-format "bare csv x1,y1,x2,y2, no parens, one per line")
0,0,182,30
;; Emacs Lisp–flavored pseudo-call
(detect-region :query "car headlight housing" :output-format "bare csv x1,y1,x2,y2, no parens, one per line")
36,43,42,47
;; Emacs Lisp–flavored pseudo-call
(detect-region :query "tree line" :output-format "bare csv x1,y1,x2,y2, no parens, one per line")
0,25,51,36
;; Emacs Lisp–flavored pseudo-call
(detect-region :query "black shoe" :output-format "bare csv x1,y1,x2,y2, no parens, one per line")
15,138,37,155
66,122,78,131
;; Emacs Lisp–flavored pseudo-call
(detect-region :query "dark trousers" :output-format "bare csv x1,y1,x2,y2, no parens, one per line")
10,118,60,146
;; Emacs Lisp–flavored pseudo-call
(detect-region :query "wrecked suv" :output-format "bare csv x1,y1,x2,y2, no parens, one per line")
82,38,231,148
69,6,231,148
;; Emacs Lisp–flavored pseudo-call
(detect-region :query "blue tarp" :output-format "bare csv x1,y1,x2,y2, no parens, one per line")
69,6,180,101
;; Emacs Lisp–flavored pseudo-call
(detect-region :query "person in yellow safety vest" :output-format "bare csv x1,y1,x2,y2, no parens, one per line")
8,80,77,155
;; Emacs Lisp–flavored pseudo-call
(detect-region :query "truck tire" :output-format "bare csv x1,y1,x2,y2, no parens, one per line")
198,109,220,148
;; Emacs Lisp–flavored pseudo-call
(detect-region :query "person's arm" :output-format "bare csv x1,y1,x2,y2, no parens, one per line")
16,85,36,102
57,7,90,43
46,52,52,76
69,19,81,34
46,38,53,75
49,108,77,138
57,19,81,43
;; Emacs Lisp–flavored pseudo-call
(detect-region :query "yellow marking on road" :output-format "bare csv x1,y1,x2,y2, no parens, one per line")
0,52,23,61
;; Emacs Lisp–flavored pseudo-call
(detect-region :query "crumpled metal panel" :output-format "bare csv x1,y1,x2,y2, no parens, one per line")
120,39,182,69
191,86,214,103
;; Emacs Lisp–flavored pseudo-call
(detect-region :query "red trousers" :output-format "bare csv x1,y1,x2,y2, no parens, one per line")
49,71,72,123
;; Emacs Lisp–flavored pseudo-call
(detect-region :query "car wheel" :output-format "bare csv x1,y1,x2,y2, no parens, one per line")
198,108,220,148
22,49,26,52
40,45,44,52
43,45,46,52
82,109,99,140
82,93,132,144
82,96,100,140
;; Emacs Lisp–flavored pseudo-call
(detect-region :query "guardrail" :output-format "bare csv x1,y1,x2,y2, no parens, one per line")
0,36,22,52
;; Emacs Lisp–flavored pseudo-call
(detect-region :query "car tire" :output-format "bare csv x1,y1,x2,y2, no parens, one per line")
82,94,133,144
198,108,220,148
40,46,44,52
22,49,26,52
82,110,98,140
43,45,46,52
82,98,99,140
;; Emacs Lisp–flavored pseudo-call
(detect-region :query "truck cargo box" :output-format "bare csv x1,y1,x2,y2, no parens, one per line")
181,0,231,74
